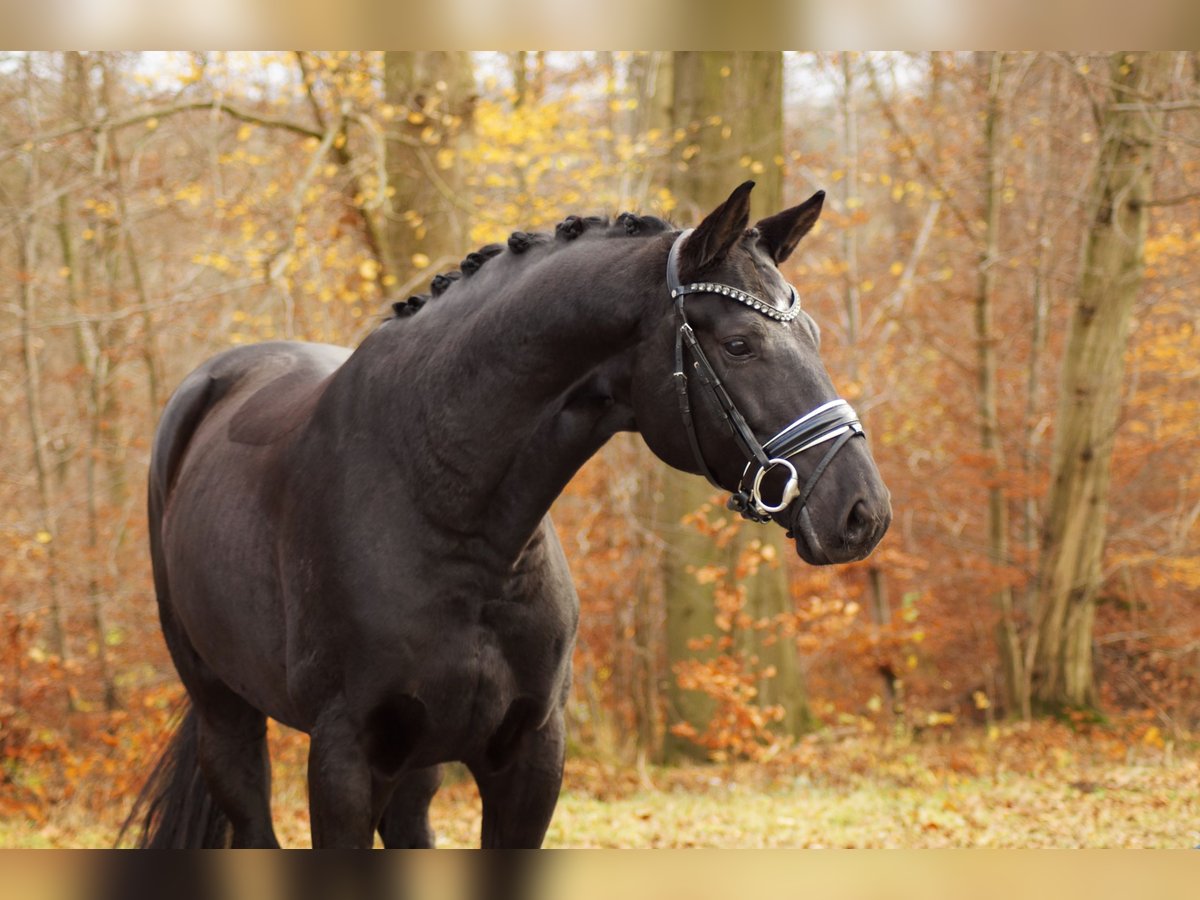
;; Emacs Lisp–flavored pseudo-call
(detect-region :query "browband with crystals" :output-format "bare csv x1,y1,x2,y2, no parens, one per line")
668,229,802,322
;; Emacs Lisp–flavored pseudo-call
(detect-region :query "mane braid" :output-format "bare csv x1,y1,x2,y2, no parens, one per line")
380,212,674,323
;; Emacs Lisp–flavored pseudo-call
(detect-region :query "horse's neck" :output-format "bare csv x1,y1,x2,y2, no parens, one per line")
339,236,662,559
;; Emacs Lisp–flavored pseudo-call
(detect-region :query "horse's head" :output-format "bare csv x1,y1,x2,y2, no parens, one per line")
633,181,891,565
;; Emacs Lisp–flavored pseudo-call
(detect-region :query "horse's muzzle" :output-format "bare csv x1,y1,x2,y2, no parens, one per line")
789,491,891,566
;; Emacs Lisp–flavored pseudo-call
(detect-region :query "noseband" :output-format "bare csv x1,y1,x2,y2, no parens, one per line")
667,228,865,524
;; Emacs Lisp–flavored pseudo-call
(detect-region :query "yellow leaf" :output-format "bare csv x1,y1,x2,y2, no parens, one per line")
237,124,253,142
35,530,52,544
411,253,430,269
145,117,158,130
889,261,904,276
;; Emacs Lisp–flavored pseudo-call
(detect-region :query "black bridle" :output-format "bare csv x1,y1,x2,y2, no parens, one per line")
667,228,865,525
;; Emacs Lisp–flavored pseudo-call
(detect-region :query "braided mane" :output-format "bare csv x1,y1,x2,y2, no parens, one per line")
384,212,673,322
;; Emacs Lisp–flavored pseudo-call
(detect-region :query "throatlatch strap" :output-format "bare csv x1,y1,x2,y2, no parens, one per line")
677,316,770,470
673,305,724,491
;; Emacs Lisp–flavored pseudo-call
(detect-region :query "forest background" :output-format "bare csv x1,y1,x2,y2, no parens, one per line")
1,51,1197,847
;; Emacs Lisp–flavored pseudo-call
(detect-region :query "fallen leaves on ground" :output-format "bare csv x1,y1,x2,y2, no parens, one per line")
2,718,1196,848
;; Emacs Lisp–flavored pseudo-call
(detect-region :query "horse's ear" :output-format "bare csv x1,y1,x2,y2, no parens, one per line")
681,181,755,277
755,190,825,265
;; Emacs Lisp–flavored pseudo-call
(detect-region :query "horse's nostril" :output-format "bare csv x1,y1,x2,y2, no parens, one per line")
845,499,871,544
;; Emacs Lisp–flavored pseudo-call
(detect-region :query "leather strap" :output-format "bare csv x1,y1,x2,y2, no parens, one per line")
664,228,865,523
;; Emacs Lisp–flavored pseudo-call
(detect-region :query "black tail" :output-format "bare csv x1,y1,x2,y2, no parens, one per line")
119,702,230,848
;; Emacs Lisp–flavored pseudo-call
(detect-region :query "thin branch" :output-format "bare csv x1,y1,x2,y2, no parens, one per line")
1133,189,1200,208
862,55,977,239
293,51,392,288
865,197,941,336
267,105,346,283
1112,99,1200,112
0,276,260,343
9,99,325,153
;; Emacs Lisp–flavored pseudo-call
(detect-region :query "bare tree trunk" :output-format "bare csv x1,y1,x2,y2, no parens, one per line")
98,55,160,416
1023,61,1061,629
974,52,1027,717
615,52,674,762
18,225,70,672
662,52,810,761
511,51,528,107
530,52,546,105
840,53,896,708
1030,51,1175,712
56,63,118,715
382,51,476,278
57,192,117,711
630,443,664,766
624,51,672,208
292,52,393,295
16,58,71,678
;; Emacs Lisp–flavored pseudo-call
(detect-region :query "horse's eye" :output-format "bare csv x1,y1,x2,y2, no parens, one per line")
722,337,752,358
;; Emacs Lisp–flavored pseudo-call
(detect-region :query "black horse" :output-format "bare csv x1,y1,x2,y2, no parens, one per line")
126,182,890,848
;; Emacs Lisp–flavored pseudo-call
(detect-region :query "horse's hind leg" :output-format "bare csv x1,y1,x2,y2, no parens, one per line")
193,689,280,848
470,710,565,849
376,765,443,848
154,591,279,848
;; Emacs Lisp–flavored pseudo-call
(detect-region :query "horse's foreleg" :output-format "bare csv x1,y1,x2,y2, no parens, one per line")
307,709,375,848
470,710,565,849
376,765,443,848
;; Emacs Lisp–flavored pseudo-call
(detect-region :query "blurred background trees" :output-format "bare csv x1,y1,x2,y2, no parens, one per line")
2,53,1199,814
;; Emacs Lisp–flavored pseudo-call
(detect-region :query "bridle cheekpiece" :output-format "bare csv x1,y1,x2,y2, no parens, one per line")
667,228,865,524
